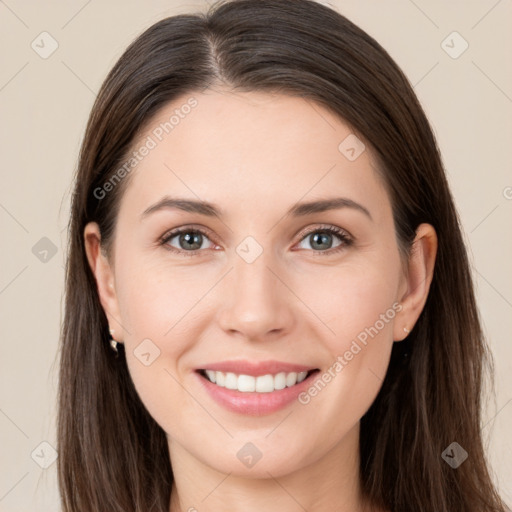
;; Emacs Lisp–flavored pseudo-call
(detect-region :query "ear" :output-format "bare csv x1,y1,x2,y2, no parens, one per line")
394,223,438,341
83,222,124,341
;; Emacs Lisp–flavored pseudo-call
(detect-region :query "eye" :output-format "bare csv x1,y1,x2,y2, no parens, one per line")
295,225,353,254
160,224,353,257
160,227,216,255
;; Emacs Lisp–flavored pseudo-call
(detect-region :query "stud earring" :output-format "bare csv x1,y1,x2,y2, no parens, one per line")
403,327,410,335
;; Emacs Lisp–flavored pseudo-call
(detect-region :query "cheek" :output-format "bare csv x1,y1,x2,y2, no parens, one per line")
114,260,222,429
294,256,401,348
290,259,399,428
115,257,217,345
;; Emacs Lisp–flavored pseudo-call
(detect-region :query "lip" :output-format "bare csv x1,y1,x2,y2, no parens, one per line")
195,365,320,416
197,359,317,377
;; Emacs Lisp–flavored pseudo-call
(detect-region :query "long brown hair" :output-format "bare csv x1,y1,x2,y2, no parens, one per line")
57,1,507,510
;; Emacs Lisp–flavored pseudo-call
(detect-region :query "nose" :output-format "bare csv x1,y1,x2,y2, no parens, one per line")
216,251,295,342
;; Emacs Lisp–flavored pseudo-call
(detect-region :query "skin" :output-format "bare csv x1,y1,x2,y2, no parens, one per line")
84,87,437,512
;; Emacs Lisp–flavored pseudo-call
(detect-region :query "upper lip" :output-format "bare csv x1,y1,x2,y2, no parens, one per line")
197,360,318,377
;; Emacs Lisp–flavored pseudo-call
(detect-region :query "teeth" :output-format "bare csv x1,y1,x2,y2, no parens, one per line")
203,370,310,392
205,370,216,383
286,372,297,387
225,372,238,390
297,371,308,383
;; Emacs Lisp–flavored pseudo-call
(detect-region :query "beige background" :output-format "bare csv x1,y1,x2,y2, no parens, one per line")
0,0,511,510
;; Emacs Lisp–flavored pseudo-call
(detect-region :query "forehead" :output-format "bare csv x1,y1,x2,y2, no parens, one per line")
120,88,390,223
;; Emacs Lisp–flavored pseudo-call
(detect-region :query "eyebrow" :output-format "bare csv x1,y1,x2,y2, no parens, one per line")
140,196,373,221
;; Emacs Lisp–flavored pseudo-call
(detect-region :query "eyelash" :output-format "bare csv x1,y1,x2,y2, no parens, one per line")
159,224,353,258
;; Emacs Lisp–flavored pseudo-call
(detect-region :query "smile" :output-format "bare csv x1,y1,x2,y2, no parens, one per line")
198,369,317,393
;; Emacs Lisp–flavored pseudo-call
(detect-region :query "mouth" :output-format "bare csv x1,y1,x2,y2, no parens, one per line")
196,368,320,393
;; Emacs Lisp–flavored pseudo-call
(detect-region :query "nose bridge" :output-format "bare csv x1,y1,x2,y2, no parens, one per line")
234,246,275,299
217,242,293,338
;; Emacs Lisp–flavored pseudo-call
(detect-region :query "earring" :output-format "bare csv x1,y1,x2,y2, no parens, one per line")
109,328,120,355
403,327,410,335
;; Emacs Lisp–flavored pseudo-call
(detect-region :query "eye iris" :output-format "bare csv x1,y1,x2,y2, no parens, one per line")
310,231,333,250
180,232,202,250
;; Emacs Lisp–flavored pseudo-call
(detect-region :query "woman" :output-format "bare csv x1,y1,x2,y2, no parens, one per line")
57,0,508,510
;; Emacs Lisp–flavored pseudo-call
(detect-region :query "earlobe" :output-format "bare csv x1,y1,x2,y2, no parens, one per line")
394,223,438,341
83,222,124,339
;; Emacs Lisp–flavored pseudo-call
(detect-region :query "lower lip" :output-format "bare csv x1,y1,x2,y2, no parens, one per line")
195,370,319,416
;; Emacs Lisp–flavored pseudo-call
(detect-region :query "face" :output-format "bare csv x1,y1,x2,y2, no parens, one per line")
87,87,422,479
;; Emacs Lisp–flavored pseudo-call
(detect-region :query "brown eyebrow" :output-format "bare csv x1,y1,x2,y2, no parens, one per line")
140,196,373,221
288,197,372,220
141,197,222,219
